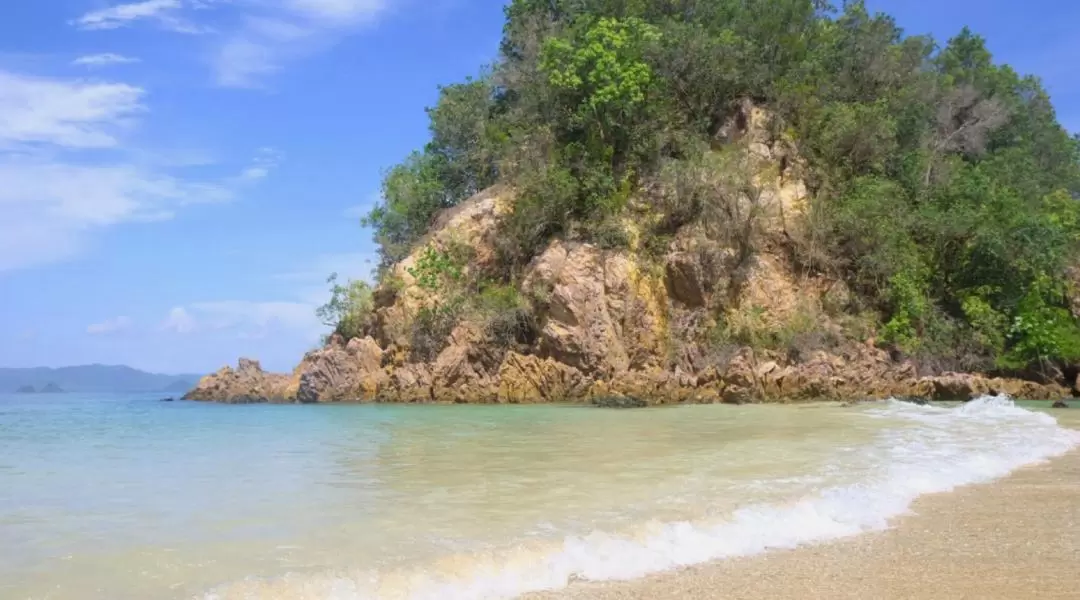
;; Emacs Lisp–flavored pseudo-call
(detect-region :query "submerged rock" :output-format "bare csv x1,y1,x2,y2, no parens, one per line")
892,396,931,406
1052,400,1070,409
591,395,649,409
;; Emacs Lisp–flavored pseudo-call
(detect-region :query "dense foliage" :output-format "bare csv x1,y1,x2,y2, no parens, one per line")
357,0,1080,373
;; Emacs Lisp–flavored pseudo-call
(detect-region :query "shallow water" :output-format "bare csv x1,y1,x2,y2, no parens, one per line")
1,394,1077,600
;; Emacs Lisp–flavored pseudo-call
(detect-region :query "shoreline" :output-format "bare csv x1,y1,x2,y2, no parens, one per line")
531,442,1080,600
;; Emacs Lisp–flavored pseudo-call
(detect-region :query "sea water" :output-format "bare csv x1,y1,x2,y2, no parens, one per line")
1,393,1077,599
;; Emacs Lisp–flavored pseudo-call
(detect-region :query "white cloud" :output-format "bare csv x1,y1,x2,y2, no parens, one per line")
0,159,234,270
160,251,377,345
72,0,398,86
161,307,197,333
0,70,144,149
74,0,207,33
0,69,276,272
236,146,282,181
213,0,392,88
160,301,322,338
72,53,142,68
287,0,387,22
87,316,133,335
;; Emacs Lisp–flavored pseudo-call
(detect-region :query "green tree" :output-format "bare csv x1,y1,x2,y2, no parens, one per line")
316,274,374,341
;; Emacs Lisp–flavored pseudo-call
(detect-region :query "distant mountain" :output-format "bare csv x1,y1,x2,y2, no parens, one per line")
39,383,65,393
14,385,36,394
0,365,202,394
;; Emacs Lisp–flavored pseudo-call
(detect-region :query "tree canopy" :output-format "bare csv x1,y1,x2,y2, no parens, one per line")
357,0,1080,372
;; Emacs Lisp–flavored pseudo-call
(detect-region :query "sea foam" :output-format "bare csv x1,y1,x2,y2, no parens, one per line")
204,397,1080,600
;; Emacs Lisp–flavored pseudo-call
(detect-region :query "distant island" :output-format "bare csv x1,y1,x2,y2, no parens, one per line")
13,383,65,394
2,365,201,394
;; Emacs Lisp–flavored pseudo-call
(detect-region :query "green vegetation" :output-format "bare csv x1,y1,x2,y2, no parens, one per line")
316,273,374,342
396,240,535,361
346,0,1080,374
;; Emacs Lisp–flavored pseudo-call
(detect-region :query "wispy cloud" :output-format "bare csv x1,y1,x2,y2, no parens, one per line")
0,70,144,149
161,250,377,344
160,301,322,339
71,0,399,87
214,0,393,88
236,146,282,181
0,160,234,271
73,0,208,33
72,53,142,68
161,307,197,333
0,69,277,272
87,316,134,335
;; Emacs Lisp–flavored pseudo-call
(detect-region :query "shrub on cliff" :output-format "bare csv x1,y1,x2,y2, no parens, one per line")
316,274,374,342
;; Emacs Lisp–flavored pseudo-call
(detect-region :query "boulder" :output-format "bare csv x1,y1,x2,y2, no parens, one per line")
292,335,387,403
183,358,291,403
497,352,587,403
926,373,989,401
382,364,434,403
427,323,513,403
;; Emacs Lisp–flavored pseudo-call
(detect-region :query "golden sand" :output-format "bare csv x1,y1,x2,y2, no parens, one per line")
536,422,1080,600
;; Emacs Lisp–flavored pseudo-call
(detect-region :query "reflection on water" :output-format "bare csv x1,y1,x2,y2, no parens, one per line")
0,395,1075,599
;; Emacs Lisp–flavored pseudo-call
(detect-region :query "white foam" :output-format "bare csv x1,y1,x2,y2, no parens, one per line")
203,396,1080,600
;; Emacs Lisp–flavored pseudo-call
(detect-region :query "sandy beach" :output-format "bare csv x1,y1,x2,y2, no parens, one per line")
536,412,1080,600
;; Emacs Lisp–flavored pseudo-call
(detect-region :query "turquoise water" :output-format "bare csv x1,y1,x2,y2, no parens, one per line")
1,393,1077,600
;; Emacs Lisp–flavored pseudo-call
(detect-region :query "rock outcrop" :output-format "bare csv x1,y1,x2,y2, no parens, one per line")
183,358,291,403
498,352,589,403
288,335,387,403
186,102,1072,407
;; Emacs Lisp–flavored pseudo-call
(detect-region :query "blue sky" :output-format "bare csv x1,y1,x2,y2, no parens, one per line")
0,0,1077,375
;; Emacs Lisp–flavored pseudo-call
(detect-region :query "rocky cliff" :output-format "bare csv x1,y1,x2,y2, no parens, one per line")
186,103,1074,406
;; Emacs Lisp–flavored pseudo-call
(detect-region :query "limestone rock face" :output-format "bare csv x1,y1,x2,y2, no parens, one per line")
183,358,291,403
383,364,434,403
429,324,500,403
292,335,387,403
497,352,588,403
524,241,669,378
525,241,627,376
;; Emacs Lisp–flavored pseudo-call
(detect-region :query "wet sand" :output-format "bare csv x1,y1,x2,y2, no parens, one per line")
538,416,1080,600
